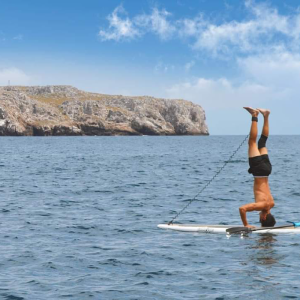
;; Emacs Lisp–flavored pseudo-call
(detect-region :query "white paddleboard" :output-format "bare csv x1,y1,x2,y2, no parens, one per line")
157,224,300,234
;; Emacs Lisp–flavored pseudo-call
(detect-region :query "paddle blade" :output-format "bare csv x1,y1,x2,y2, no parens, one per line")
291,222,300,227
226,227,252,234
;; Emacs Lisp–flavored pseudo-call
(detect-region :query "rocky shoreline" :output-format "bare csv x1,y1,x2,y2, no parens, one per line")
0,85,209,136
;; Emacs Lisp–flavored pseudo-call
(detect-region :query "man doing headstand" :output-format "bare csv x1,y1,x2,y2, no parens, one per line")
239,107,276,228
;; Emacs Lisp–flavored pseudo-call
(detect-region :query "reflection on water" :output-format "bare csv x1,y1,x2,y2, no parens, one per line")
237,235,281,300
251,234,279,266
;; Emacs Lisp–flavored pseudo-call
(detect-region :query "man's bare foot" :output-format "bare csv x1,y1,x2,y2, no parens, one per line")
243,107,259,117
257,108,270,117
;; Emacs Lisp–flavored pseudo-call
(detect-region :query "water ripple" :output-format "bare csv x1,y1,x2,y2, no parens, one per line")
0,136,300,299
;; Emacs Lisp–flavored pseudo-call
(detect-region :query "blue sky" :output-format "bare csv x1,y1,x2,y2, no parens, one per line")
1,0,300,134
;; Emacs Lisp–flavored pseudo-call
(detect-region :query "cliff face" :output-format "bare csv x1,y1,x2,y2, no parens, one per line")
0,85,209,136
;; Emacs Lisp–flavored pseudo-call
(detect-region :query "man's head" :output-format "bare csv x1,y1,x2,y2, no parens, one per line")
260,213,276,227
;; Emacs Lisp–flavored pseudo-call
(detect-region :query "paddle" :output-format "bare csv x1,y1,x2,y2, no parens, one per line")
226,221,300,235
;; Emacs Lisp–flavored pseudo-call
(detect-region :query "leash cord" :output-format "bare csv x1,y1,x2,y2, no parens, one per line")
168,135,249,225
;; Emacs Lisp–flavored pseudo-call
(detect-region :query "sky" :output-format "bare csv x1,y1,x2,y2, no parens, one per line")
1,0,300,134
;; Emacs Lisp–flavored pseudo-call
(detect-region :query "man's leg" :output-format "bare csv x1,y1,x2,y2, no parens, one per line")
257,108,270,155
244,107,260,157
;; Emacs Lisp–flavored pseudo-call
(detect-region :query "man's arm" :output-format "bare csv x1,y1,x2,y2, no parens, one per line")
239,202,266,227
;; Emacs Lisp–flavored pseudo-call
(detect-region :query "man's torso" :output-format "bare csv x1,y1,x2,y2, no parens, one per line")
254,178,274,210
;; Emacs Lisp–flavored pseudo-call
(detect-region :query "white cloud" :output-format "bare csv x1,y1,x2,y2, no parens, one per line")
99,6,175,41
166,48,300,110
99,5,140,41
99,1,300,57
177,16,206,38
190,1,295,55
135,8,175,40
0,68,31,85
13,34,23,41
154,61,175,73
166,77,272,109
184,60,195,71
238,51,300,88
194,21,258,55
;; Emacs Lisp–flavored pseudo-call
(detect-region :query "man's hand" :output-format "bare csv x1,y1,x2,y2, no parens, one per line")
240,202,267,227
245,224,256,229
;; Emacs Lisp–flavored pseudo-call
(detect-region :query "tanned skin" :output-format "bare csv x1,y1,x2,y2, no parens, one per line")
239,107,274,228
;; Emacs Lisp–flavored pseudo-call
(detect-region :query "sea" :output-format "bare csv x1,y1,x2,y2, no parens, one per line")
0,136,300,300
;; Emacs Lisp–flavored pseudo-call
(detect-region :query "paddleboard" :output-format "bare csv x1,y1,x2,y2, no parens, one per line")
157,224,300,234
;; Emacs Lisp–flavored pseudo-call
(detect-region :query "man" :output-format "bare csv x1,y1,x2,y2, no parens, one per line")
239,107,276,228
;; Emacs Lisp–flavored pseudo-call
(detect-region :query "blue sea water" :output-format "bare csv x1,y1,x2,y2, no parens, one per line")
0,136,300,300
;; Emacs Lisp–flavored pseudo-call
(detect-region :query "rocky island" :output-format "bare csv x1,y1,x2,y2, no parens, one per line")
0,85,209,136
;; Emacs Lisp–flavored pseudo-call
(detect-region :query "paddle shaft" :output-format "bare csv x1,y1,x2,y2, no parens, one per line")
227,224,296,234
251,224,295,232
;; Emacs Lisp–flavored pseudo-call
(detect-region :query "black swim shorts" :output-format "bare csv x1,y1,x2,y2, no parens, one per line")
248,154,272,177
